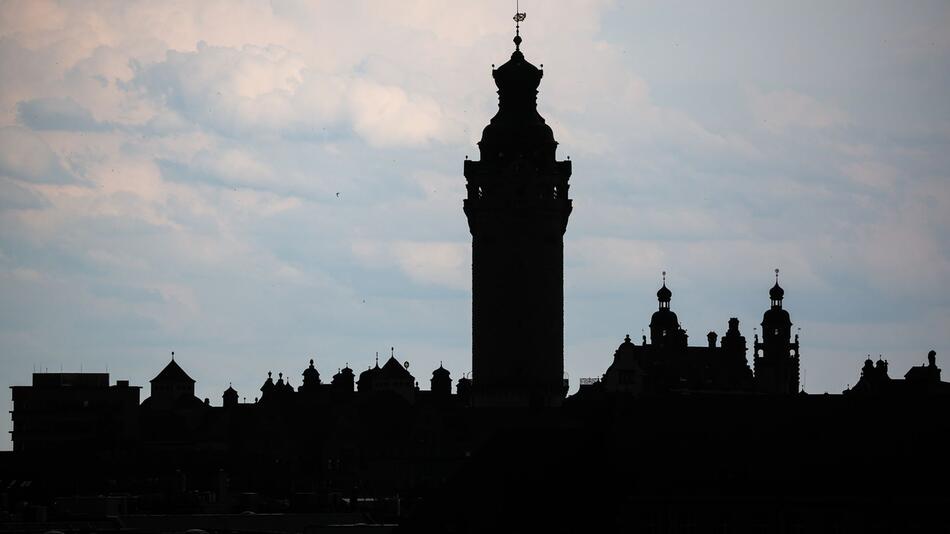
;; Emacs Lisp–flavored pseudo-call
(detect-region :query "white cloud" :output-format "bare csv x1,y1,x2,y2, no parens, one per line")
1,0,950,449
0,126,78,184
352,239,469,290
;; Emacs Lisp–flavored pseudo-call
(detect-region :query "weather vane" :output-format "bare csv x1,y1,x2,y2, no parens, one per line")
513,1,526,51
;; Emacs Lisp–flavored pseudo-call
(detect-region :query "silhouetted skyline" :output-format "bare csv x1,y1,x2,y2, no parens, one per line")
4,6,950,532
3,2,950,450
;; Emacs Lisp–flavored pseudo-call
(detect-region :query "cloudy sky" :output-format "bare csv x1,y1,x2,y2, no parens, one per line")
2,0,949,447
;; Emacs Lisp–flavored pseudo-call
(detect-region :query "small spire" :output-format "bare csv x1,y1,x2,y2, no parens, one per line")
775,268,780,283
513,0,526,51
310,358,314,365
375,352,379,367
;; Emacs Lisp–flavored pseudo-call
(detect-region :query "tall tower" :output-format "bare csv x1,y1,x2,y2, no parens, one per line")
464,15,572,407
753,270,801,394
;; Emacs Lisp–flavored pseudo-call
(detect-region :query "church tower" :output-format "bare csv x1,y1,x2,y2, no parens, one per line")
464,15,572,407
753,270,801,394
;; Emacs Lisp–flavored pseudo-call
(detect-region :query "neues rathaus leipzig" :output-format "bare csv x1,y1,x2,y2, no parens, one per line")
4,26,950,534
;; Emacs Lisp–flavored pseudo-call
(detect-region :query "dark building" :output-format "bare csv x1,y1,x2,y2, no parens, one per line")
753,270,801,394
9,373,140,452
5,13,950,534
464,27,572,407
599,276,754,395
845,350,950,397
143,356,199,410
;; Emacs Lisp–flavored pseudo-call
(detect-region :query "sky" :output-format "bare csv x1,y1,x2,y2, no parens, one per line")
1,0,949,449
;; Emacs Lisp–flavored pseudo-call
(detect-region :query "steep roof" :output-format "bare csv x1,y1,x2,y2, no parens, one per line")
150,359,195,383
380,356,413,380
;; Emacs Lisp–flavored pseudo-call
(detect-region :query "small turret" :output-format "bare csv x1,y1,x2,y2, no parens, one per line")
301,358,321,392
260,371,275,398
223,383,238,408
431,363,452,396
332,364,355,393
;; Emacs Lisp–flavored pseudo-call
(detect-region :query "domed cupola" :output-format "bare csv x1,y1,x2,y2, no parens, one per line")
223,383,238,408
476,12,557,169
762,269,791,326
260,371,275,397
656,271,672,309
761,269,792,341
769,269,785,308
431,362,452,396
649,272,682,346
357,353,382,393
331,364,355,393
302,358,321,389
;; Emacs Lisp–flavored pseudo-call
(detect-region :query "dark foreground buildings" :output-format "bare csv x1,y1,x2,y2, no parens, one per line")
4,21,950,534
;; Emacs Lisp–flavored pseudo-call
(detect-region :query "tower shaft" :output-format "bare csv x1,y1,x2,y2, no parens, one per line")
464,43,572,407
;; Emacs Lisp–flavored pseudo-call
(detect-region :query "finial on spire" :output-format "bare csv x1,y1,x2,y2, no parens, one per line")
375,352,379,367
391,346,395,358
513,1,526,51
171,351,175,361
775,268,780,283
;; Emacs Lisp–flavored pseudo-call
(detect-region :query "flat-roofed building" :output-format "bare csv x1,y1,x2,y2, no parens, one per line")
10,373,140,452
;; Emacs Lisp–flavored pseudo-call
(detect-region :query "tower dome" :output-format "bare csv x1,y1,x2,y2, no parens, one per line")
302,358,321,389
769,269,784,307
431,362,452,396
656,272,672,307
657,283,672,304
476,21,557,168
260,371,275,397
